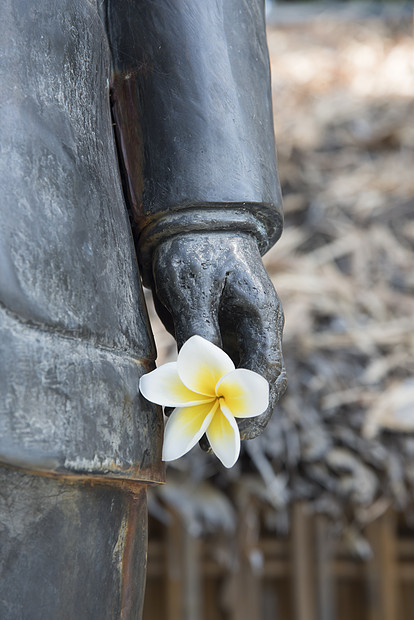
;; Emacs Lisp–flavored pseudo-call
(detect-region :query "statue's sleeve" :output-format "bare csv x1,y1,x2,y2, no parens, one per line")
104,0,283,286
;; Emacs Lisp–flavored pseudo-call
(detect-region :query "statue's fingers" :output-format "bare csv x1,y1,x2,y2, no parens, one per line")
152,285,222,349
152,288,175,336
170,298,223,351
152,237,224,350
220,268,287,440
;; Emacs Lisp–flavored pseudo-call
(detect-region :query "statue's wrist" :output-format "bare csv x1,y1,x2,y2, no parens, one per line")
137,204,282,288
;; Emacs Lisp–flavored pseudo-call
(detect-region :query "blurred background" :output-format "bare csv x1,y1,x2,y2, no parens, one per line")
143,3,414,619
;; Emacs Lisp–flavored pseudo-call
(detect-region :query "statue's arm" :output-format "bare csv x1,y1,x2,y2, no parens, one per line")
104,0,286,438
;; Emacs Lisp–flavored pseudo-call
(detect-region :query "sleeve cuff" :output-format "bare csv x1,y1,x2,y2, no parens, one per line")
137,203,283,288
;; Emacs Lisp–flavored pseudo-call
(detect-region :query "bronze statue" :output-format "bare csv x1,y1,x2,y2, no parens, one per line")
0,0,286,617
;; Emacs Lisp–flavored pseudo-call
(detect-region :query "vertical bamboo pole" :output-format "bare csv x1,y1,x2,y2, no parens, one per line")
365,510,398,620
291,502,316,620
230,501,262,620
165,509,202,620
315,514,336,620
166,510,184,620
182,524,202,620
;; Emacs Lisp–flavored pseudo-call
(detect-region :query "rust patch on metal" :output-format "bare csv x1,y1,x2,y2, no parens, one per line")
120,485,147,619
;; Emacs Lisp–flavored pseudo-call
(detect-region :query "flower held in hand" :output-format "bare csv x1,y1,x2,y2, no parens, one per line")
139,335,269,468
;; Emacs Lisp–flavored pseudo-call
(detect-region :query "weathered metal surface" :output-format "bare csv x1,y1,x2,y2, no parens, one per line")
0,308,164,482
0,0,162,481
105,0,284,287
0,466,148,620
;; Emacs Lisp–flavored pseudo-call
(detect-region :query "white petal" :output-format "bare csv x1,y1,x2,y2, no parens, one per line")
177,335,235,396
215,368,269,418
140,362,214,407
162,401,219,462
206,404,240,468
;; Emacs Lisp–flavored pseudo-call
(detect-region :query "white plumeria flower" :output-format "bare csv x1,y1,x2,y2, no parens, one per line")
139,335,269,468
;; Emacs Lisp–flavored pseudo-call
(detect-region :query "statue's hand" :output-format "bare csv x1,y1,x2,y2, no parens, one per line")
151,232,286,440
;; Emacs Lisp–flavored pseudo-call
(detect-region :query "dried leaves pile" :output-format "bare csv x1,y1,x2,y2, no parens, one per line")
149,16,414,540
